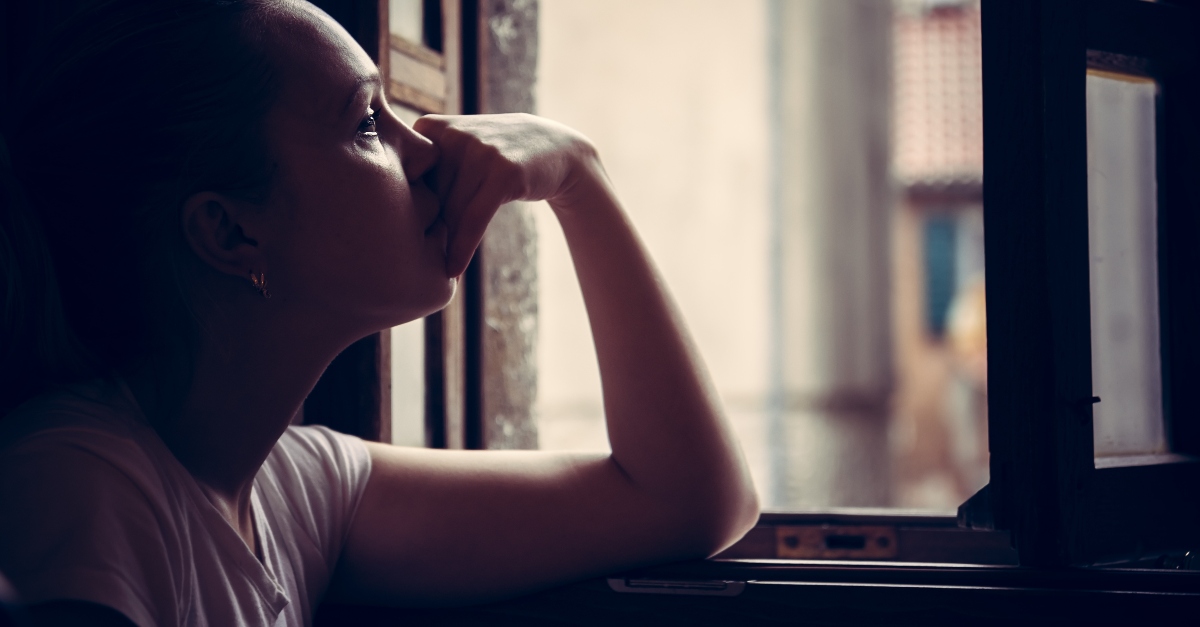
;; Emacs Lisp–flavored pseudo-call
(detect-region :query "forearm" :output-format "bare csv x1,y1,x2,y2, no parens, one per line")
414,111,759,558
550,159,759,550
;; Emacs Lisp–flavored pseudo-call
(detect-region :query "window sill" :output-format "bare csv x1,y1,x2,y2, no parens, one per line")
715,510,1018,565
316,559,1199,626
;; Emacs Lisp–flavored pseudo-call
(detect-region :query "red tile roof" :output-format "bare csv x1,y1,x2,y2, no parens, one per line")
893,2,983,187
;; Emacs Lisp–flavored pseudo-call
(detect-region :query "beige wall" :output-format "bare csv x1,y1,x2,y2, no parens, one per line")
534,0,771,439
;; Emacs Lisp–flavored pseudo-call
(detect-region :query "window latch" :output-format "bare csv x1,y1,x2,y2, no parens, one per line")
775,524,899,560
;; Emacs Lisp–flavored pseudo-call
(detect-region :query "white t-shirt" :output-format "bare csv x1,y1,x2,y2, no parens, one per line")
0,379,373,626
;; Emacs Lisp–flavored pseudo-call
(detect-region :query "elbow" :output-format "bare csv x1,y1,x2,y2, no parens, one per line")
677,474,761,558
711,478,761,556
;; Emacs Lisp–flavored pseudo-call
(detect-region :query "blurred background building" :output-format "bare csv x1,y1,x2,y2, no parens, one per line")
533,0,988,512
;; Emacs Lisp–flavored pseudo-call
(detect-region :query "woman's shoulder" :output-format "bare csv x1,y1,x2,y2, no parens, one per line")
255,425,374,570
0,378,144,450
269,424,372,477
0,381,181,626
260,424,373,515
0,378,168,512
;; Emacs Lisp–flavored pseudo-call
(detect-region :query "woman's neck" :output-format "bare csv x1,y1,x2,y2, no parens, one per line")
124,310,348,520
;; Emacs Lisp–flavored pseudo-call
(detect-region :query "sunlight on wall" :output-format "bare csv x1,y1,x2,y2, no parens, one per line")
534,0,773,496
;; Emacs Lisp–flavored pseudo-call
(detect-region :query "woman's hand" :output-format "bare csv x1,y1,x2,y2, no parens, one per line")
414,113,599,277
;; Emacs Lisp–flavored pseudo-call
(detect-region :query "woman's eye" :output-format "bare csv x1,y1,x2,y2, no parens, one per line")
358,108,379,138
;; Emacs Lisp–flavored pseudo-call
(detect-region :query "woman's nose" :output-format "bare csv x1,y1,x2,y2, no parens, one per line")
396,120,439,182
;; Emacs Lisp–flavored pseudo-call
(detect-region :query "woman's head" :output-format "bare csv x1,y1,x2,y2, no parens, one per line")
226,2,450,332
1,0,449,413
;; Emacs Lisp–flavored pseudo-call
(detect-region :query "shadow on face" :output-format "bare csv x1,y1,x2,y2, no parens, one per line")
245,1,453,336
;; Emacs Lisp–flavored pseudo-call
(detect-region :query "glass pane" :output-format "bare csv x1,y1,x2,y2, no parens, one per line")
390,321,425,446
389,0,424,44
1086,71,1166,457
534,0,986,511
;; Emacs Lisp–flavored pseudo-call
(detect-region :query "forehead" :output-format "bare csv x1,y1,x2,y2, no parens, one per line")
266,2,378,119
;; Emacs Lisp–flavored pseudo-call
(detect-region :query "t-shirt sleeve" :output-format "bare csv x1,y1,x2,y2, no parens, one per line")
0,434,176,627
264,426,373,574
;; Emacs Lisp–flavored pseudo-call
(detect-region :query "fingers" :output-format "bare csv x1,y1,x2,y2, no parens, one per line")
417,114,521,277
411,114,446,136
412,115,453,151
417,113,583,276
442,174,486,276
445,190,502,278
415,117,463,199
442,163,524,277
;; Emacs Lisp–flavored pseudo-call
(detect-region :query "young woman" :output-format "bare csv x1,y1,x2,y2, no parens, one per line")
0,0,759,624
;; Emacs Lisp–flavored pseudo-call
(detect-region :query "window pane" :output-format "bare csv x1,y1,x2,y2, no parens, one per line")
389,0,424,44
534,0,986,511
1086,71,1166,457
391,321,425,446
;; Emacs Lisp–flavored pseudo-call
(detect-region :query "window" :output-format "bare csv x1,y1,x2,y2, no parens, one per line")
961,0,1200,566
1085,70,1165,457
304,0,1200,572
303,0,1197,622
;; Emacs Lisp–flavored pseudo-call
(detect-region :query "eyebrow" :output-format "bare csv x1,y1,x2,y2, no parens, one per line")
340,75,383,119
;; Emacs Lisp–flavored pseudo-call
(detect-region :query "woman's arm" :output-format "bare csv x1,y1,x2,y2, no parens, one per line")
328,114,759,606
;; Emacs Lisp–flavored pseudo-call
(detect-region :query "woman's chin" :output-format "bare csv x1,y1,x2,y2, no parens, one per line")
381,278,458,328
427,270,459,308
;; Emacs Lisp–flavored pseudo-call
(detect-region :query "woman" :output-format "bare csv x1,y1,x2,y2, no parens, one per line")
0,0,759,624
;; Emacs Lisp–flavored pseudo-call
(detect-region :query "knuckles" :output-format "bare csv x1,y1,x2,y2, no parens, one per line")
419,112,585,204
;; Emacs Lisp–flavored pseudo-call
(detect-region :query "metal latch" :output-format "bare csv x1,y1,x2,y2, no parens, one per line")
607,578,747,596
775,524,898,559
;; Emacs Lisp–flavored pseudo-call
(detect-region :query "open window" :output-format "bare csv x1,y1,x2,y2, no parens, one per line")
524,0,1200,572
956,0,1200,567
299,0,1200,621
305,0,1200,568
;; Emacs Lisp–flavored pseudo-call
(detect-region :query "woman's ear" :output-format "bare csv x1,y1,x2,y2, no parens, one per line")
180,192,266,279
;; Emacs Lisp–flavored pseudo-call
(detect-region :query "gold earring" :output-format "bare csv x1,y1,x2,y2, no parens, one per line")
250,270,271,299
